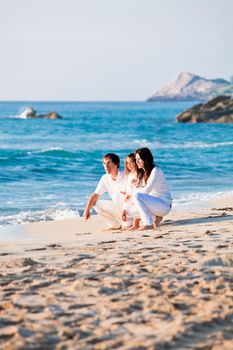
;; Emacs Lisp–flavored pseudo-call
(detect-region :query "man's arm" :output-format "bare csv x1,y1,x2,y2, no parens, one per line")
83,193,100,221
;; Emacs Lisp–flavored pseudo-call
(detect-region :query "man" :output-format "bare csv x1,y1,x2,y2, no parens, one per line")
84,153,128,230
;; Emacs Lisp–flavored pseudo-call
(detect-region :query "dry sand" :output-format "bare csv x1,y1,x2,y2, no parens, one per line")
0,197,233,350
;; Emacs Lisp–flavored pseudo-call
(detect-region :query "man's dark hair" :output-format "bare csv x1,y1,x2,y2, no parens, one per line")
104,153,120,168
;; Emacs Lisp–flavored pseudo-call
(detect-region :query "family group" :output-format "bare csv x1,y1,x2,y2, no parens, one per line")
84,147,172,231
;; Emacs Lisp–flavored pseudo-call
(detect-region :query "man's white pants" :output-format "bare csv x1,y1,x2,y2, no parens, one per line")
125,192,172,226
94,193,133,228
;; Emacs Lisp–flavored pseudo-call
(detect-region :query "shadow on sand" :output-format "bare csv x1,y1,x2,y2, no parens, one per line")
163,214,233,227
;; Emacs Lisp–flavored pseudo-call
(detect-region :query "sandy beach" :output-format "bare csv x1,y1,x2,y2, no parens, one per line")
0,197,233,350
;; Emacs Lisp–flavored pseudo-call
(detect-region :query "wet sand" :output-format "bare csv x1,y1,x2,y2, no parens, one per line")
0,198,233,349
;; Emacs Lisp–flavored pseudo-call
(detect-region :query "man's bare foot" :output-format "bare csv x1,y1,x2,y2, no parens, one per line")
128,226,139,231
154,216,163,228
103,226,121,231
137,225,154,231
121,226,130,231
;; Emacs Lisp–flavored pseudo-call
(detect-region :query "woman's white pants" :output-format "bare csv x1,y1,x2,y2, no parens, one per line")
125,192,172,226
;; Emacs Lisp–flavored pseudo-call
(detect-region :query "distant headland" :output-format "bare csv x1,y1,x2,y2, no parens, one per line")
147,71,233,102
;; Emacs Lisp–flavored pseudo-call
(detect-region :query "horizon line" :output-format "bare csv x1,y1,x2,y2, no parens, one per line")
0,99,146,103
0,99,201,103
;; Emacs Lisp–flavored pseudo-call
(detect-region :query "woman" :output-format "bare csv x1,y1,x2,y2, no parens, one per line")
124,147,172,231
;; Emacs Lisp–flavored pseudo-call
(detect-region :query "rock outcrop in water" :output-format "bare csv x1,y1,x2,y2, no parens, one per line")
20,107,62,119
147,72,233,101
20,107,37,119
176,95,233,123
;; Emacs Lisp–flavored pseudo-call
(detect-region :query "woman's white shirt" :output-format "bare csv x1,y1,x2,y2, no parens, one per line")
135,167,172,204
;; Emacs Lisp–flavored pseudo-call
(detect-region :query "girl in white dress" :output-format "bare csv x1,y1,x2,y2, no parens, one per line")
122,153,141,230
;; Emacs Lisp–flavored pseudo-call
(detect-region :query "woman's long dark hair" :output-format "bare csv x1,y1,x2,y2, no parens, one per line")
135,147,155,183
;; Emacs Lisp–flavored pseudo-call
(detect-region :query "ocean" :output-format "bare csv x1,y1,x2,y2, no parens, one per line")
0,101,232,226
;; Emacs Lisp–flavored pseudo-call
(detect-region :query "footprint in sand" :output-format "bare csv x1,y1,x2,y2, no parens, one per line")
203,255,233,267
216,244,229,248
205,230,215,236
46,244,62,248
25,247,46,252
13,294,46,309
76,232,91,236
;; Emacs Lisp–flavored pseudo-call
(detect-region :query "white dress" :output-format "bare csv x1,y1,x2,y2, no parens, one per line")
126,171,138,196
122,171,139,227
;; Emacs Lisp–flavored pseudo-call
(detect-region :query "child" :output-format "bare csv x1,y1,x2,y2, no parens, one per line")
122,153,141,230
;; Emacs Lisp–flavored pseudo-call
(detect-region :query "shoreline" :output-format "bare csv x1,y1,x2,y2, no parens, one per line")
0,193,232,243
1,189,233,230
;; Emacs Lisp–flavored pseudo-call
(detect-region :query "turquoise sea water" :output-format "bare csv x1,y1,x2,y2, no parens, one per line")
0,101,232,226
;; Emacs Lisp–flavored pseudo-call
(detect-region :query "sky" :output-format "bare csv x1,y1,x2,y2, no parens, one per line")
0,0,232,101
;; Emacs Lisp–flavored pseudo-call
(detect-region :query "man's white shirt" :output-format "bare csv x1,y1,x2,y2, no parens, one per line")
95,170,127,199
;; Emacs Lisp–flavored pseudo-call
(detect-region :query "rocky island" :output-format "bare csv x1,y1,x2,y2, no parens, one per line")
147,71,233,101
176,95,233,123
20,107,62,119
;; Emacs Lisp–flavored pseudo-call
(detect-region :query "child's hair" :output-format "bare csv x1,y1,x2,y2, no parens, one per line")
124,153,138,175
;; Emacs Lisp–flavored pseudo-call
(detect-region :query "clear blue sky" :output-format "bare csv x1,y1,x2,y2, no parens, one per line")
0,0,232,101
